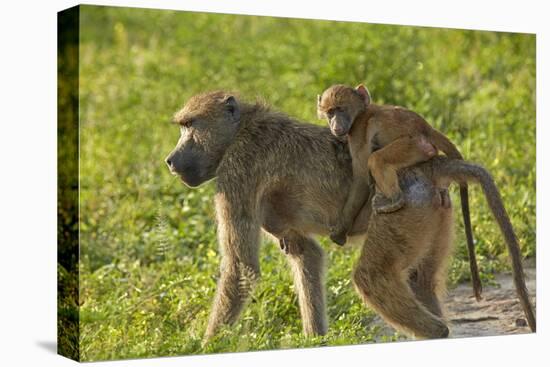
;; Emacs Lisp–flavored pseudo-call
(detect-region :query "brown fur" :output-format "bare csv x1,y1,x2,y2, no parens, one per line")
317,84,482,300
165,91,533,343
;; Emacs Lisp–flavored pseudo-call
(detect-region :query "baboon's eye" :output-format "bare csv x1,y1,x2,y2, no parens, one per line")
327,108,339,118
181,119,195,128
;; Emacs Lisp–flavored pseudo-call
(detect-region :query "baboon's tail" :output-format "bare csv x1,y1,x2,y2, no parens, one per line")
434,158,536,332
430,129,482,301
459,185,482,301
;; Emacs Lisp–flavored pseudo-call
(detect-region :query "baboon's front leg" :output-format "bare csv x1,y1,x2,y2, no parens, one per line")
204,256,260,340
285,233,328,336
204,195,261,341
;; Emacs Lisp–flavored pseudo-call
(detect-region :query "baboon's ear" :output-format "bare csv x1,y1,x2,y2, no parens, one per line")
355,84,371,106
223,95,240,123
316,94,325,120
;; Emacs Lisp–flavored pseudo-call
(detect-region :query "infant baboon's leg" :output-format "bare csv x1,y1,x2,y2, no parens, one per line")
285,232,328,335
352,219,449,339
369,135,436,214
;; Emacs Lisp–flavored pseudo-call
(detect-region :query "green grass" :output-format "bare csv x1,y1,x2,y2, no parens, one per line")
73,5,535,361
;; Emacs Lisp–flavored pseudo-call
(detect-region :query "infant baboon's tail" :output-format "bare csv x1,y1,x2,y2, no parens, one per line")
433,158,536,332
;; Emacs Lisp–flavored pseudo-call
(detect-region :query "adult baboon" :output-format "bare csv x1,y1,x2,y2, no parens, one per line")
165,91,535,341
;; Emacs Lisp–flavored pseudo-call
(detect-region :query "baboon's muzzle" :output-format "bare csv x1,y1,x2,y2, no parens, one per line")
165,151,203,187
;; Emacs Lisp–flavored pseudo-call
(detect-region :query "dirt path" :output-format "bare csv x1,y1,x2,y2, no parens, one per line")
372,267,536,339
445,267,536,338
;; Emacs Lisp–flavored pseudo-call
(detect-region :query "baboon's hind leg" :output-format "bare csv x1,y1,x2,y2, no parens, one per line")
352,228,449,339
409,210,454,318
409,267,444,318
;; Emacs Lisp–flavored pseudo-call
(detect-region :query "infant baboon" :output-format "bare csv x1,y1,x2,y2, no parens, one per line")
318,84,438,214
318,84,482,300
165,91,533,343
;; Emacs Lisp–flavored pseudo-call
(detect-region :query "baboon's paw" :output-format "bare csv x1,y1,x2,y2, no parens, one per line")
373,192,405,214
426,322,450,339
438,325,450,338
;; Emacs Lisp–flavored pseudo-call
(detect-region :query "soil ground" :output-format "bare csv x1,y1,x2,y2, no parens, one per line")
372,267,536,339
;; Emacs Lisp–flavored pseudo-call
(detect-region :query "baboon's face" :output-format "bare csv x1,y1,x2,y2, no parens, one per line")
165,91,240,187
317,85,369,137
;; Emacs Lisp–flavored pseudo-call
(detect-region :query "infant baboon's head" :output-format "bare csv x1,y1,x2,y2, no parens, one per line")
317,84,371,137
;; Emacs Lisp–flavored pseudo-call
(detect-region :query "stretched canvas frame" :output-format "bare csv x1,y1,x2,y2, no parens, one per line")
57,4,536,362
